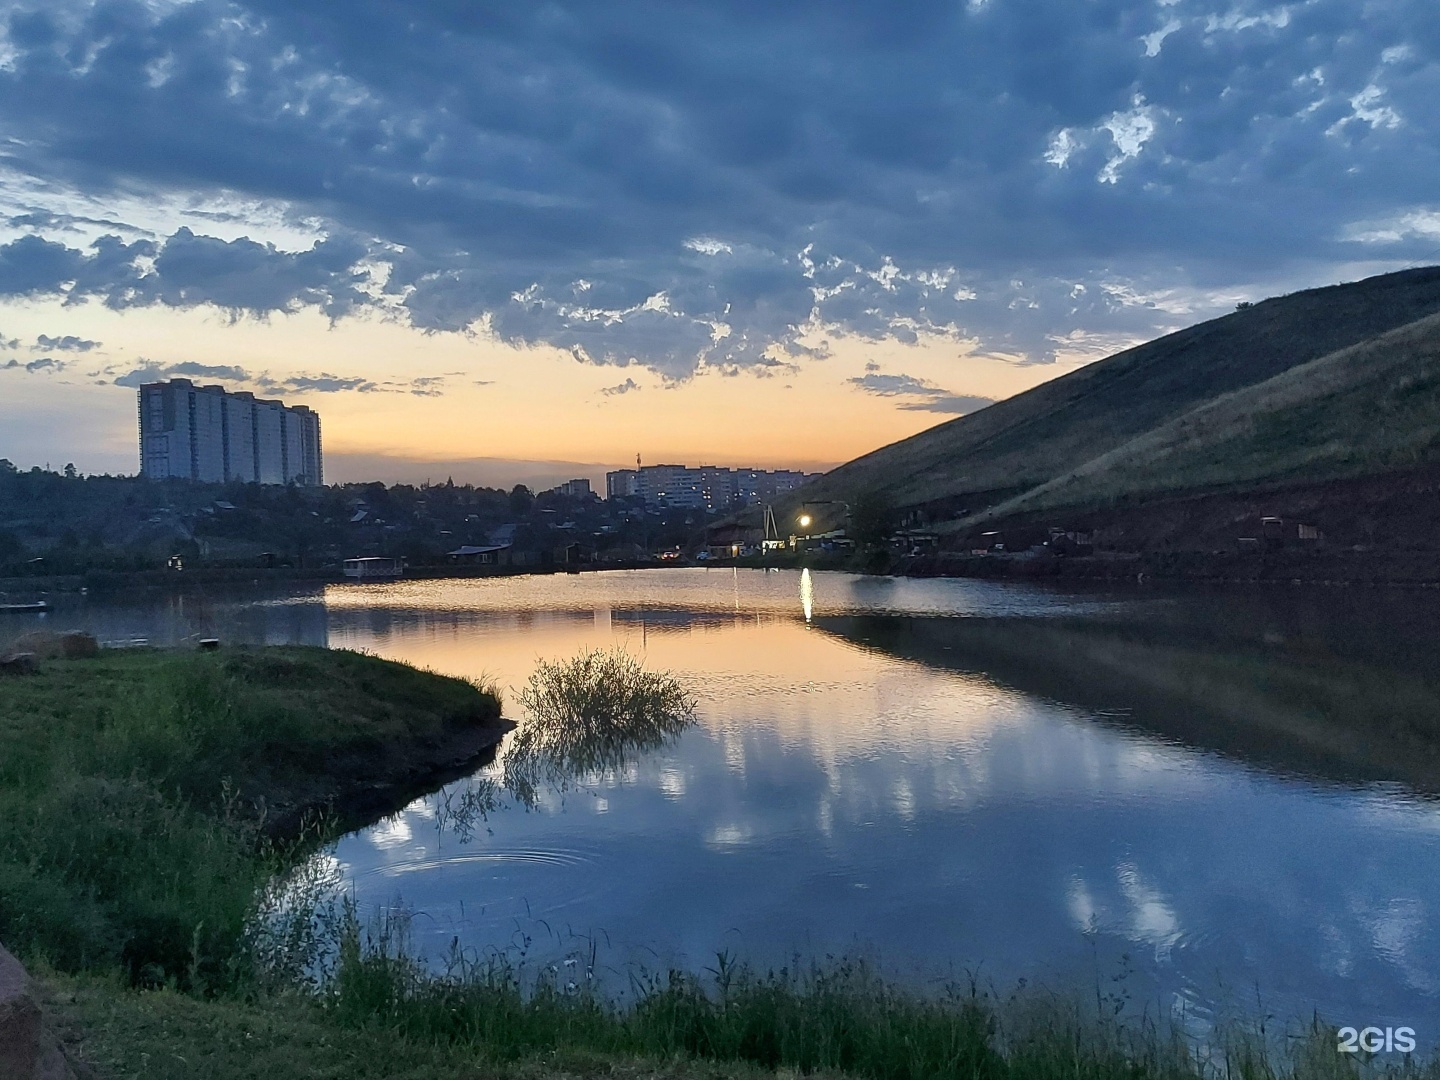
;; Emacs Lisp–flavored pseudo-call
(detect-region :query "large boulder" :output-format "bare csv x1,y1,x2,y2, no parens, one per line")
0,944,85,1079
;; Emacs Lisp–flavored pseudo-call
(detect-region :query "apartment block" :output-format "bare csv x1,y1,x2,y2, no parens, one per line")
138,379,323,485
605,463,819,510
606,469,639,499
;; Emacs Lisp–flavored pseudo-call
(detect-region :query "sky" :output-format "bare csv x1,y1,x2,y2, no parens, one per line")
0,0,1437,488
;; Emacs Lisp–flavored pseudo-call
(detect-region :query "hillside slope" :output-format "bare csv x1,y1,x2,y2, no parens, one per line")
977,309,1440,522
785,266,1440,517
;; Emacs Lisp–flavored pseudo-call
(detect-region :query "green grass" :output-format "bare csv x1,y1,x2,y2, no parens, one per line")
0,645,501,987
43,969,804,1080
49,921,1422,1080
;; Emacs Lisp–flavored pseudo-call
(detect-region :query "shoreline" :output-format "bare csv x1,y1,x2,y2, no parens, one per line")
259,713,516,842
7,547,1440,597
890,547,1440,588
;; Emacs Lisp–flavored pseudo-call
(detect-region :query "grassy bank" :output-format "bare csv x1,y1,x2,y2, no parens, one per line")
0,645,503,987
41,942,1420,1080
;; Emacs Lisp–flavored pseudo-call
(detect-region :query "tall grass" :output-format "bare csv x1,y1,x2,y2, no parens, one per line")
317,905,1401,1080
0,646,500,989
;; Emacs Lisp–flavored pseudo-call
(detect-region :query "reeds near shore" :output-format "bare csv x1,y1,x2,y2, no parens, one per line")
315,904,1409,1080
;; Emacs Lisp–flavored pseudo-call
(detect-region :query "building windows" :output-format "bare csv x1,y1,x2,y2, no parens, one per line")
137,379,323,485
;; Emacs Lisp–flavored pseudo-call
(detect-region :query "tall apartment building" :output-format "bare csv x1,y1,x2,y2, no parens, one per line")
138,379,323,485
605,463,819,510
606,469,639,499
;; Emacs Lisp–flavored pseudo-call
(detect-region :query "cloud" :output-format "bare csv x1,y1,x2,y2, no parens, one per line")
3,356,64,373
276,374,379,394
899,394,998,415
601,377,641,396
848,373,946,398
35,334,100,351
113,361,255,388
111,360,400,395
848,370,994,415
0,0,1435,379
406,375,446,397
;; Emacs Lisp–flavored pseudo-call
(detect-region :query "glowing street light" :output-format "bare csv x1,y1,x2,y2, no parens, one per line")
798,514,813,529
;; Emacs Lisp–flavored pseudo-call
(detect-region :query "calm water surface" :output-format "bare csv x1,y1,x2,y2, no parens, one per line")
38,569,1440,1033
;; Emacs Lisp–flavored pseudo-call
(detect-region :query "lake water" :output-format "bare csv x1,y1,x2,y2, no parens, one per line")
27,569,1440,1034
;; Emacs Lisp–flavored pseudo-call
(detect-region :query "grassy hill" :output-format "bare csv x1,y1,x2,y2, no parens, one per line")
976,308,1440,523
783,266,1440,524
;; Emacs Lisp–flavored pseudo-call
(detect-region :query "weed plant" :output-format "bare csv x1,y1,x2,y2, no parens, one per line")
506,647,696,805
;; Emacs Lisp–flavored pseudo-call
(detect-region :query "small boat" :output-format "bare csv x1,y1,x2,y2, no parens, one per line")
0,601,50,614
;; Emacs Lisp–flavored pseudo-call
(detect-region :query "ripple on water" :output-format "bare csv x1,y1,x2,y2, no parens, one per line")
362,845,597,880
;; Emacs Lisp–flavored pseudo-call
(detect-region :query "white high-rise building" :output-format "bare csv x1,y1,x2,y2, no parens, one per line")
138,379,322,485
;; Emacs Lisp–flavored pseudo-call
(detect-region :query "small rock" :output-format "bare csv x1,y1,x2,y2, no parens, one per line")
0,653,37,677
0,943,85,1079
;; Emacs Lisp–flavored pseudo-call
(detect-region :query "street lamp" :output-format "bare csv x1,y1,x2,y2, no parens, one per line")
798,514,812,530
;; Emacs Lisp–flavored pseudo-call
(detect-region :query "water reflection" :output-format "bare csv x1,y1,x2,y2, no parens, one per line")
815,605,1440,793
48,571,1440,1031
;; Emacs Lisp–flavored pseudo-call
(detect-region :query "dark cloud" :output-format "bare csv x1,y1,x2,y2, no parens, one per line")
112,361,393,395
3,356,64,373
848,370,994,415
35,334,101,351
113,361,254,388
0,0,1436,376
900,394,997,415
277,374,379,394
601,378,642,396
848,373,946,398
0,230,368,319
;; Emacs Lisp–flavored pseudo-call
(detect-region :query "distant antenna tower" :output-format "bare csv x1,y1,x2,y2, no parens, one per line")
763,504,779,541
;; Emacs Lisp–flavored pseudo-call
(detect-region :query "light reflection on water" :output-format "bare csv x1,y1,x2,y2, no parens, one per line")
55,570,1440,1031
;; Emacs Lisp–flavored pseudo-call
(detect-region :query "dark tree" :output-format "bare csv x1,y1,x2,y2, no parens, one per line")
850,488,897,549
509,484,534,516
